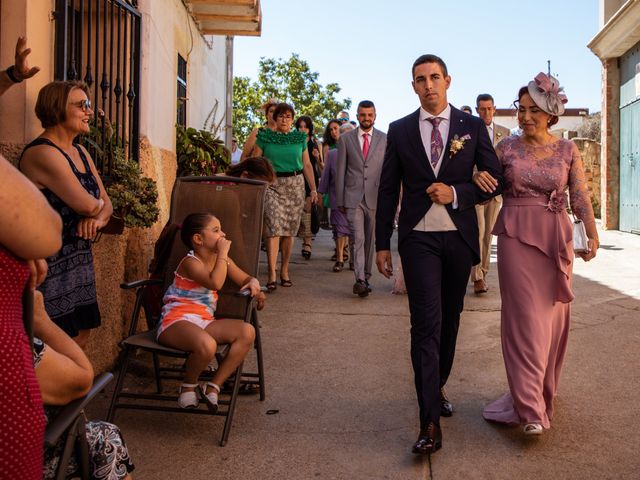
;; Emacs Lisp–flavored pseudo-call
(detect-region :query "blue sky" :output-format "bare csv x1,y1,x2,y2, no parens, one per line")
233,0,602,132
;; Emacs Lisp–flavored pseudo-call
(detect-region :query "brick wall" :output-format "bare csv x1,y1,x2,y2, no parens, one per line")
572,138,601,218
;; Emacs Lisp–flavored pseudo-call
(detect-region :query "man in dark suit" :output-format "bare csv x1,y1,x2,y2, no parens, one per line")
375,54,503,455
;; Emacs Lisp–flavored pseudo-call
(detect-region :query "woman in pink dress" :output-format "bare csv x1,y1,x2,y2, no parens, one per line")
473,73,599,436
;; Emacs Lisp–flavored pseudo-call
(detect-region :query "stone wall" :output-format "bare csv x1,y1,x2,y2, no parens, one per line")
572,138,602,218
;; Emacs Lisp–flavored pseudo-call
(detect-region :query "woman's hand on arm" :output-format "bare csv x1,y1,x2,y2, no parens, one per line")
76,146,113,239
0,155,62,259
472,171,498,193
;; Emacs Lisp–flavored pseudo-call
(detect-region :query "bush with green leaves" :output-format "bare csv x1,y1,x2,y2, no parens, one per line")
176,124,230,176
82,119,159,229
106,146,160,228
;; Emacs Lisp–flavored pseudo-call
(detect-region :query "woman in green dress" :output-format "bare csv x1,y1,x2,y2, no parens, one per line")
252,103,318,290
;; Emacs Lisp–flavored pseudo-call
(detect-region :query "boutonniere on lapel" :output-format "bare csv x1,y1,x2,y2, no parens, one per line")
449,134,471,157
496,132,503,138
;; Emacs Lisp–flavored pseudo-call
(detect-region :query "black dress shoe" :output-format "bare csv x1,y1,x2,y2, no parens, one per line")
353,279,369,297
440,387,453,417
412,422,442,455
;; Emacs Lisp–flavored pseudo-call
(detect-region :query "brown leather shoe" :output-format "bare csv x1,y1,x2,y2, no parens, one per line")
474,279,488,294
412,422,442,455
440,388,453,417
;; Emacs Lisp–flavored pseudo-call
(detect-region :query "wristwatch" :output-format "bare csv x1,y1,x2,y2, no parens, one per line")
5,65,23,83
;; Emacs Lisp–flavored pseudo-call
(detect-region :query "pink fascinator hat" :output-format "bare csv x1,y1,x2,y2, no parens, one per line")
527,72,568,116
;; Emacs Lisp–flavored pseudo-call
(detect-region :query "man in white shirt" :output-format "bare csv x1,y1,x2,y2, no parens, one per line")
375,54,503,456
471,94,510,294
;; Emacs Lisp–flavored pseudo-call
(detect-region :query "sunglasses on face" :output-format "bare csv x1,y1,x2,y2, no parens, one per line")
70,99,92,112
338,118,349,123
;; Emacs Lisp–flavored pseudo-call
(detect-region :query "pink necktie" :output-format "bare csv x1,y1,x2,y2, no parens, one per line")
426,117,443,168
362,133,370,160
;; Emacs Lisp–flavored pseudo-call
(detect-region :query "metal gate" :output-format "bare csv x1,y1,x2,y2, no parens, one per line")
619,41,640,234
54,0,141,174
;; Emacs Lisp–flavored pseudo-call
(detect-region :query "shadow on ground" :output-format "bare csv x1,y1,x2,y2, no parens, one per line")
89,228,640,480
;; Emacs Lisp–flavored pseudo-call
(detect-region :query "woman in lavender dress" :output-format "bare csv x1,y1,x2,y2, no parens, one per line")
473,73,599,436
318,124,352,272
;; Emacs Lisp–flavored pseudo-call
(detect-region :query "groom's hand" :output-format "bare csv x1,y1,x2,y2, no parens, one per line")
426,183,454,204
376,250,393,278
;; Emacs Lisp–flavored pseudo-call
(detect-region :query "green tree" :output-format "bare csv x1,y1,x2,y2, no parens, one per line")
233,53,351,145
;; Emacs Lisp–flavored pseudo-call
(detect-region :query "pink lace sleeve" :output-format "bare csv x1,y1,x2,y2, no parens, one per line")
568,142,596,226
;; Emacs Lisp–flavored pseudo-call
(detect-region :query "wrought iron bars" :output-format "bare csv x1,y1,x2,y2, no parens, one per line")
54,0,141,174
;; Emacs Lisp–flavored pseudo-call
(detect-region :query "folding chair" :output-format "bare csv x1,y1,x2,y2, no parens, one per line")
45,373,114,480
107,176,267,446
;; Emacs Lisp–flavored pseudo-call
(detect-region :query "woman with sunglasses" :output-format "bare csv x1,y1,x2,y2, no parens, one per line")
473,73,598,436
20,81,112,348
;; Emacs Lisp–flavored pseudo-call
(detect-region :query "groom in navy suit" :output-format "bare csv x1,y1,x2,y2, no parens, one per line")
375,54,503,455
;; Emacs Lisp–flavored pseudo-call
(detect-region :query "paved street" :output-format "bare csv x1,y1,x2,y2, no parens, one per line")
91,224,639,479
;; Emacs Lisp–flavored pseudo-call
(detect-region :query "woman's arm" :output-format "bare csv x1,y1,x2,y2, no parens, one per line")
32,291,94,405
568,142,599,261
0,155,62,259
75,145,114,239
301,149,318,204
240,129,259,161
20,145,104,216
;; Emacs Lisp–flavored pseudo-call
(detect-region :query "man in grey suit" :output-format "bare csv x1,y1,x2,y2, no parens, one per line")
336,100,387,297
471,93,510,294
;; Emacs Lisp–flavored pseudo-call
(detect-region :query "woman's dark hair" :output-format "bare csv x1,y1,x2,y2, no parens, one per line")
35,80,91,128
516,86,559,127
148,213,215,276
272,103,295,122
180,213,216,250
225,156,275,183
323,120,341,147
295,115,314,137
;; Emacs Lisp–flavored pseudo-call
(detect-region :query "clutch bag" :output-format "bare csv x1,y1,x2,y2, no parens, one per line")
572,218,590,253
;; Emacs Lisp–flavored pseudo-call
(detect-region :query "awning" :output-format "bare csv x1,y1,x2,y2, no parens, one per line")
588,0,640,59
186,0,262,37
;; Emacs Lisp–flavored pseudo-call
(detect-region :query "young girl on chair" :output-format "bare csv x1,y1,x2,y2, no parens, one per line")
157,212,261,411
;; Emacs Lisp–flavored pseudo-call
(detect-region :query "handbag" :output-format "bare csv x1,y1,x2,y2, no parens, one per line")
572,216,590,253
310,204,320,234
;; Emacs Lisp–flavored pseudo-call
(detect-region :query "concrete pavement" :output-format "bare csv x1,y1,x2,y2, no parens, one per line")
91,223,640,479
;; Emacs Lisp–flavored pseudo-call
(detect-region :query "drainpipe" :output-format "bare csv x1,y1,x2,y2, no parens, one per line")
225,35,234,149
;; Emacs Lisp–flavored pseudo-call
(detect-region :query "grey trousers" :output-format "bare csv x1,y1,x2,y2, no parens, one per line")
347,202,376,282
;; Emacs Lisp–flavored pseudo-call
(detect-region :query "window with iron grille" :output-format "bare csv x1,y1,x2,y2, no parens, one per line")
177,54,187,127
54,0,141,176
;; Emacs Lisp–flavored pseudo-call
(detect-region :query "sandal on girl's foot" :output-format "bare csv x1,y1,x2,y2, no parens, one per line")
177,383,200,409
280,277,293,287
523,423,543,436
201,382,220,413
301,243,312,260
333,261,344,272
266,281,277,292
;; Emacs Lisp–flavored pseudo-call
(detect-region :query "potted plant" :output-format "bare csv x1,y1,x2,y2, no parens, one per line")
81,119,159,232
175,100,231,176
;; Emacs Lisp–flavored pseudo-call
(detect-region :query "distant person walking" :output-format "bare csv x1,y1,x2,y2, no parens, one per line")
470,93,510,294
336,100,386,298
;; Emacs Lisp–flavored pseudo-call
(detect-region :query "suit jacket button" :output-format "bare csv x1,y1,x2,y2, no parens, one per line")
364,177,368,180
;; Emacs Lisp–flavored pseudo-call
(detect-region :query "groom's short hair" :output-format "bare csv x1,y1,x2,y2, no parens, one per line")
412,54,448,79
